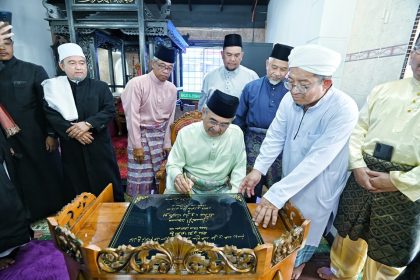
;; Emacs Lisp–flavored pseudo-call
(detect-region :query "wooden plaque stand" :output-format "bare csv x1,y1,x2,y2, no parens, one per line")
47,184,310,280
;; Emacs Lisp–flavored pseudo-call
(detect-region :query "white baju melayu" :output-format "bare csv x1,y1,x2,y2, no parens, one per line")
198,65,258,110
253,87,359,247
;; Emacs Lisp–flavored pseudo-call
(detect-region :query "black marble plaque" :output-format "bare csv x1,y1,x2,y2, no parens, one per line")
110,193,263,249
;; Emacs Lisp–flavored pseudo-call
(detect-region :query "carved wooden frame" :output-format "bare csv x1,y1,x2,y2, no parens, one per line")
47,185,310,280
97,235,257,274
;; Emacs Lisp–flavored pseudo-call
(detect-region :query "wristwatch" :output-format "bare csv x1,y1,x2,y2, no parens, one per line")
85,121,93,129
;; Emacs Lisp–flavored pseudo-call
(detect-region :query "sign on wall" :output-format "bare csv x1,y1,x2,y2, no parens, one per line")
74,0,135,4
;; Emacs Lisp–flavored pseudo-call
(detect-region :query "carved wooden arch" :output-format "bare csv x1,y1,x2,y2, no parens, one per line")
156,110,203,193
170,110,202,145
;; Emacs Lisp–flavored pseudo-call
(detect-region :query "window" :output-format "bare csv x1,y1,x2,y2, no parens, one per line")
401,5,420,79
182,47,223,92
97,48,124,93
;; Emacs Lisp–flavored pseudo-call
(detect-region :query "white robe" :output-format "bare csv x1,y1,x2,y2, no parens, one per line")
198,65,258,110
254,87,359,246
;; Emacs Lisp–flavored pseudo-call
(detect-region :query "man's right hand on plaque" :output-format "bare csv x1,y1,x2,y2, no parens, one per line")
133,147,144,163
239,169,262,198
174,174,193,194
253,197,279,228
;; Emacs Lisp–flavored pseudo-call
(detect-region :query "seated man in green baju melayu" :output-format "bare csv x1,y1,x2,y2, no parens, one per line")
165,89,246,194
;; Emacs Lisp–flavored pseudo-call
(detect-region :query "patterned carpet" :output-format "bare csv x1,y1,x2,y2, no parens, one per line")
0,240,68,280
112,135,128,182
30,219,51,241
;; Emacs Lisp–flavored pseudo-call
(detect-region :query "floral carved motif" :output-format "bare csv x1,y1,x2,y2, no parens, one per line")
97,235,257,274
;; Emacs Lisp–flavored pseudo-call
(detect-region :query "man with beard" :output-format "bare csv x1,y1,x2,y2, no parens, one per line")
197,34,259,110
43,43,123,202
0,35,64,222
240,44,359,279
317,37,420,280
121,45,177,196
234,43,293,202
0,22,31,271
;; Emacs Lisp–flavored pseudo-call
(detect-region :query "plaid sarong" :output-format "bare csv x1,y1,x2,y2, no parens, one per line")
334,152,420,267
127,122,167,196
294,245,317,267
245,129,282,187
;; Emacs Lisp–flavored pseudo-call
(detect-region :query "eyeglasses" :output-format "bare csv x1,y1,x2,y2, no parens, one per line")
208,119,230,129
156,62,173,72
284,80,318,94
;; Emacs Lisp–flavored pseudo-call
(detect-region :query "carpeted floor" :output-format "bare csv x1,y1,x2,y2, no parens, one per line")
298,237,331,279
0,240,68,280
112,135,128,182
300,253,331,280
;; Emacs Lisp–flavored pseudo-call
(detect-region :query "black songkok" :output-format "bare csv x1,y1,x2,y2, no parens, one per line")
155,45,176,64
223,34,242,48
270,43,293,61
206,90,239,118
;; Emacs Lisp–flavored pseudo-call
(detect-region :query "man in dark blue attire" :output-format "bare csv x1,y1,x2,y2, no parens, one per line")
234,43,293,202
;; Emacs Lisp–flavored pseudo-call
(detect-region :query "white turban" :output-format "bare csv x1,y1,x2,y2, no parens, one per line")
288,44,341,76
58,43,85,62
